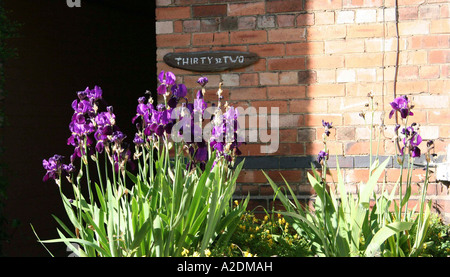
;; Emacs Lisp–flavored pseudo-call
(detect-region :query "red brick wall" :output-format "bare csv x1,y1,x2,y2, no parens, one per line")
156,0,450,222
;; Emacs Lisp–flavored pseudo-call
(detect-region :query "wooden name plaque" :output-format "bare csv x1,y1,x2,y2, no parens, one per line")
163,51,259,72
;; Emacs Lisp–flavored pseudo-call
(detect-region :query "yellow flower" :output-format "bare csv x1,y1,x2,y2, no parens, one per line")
193,251,200,257
204,249,211,257
243,251,253,257
181,248,189,257
263,215,269,222
234,200,239,206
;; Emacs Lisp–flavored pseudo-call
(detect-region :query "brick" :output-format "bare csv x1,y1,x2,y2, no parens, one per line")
156,34,191,47
221,73,240,87
248,43,285,57
228,2,265,16
252,100,288,114
336,10,354,24
268,57,306,70
356,68,377,82
429,50,450,64
398,6,419,20
307,83,345,97
316,69,336,83
336,69,355,83
419,5,441,19
397,65,419,80
431,19,450,34
304,114,343,127
305,0,343,10
345,53,383,68
192,32,229,46
366,37,398,52
286,42,324,56
173,20,183,33
220,17,239,31
394,80,428,94
193,4,227,17
156,7,191,20
257,15,276,28
305,141,343,155
240,73,259,87
328,96,376,113
296,13,315,26
344,141,385,155
268,28,306,42
413,95,449,109
279,71,299,85
347,23,384,38
238,17,257,30
397,0,425,5
398,21,430,36
298,70,317,84
428,110,450,124
290,99,328,113
230,87,266,101
355,9,377,23
386,169,427,184
325,39,365,54
259,72,279,86
307,55,344,69
267,85,306,100
307,25,346,40
267,0,304,13
315,11,335,25
411,35,449,49
279,114,303,128
156,21,173,34
279,129,299,142
336,126,355,141
230,30,267,44
200,19,219,32
419,125,440,140
183,20,201,32
277,14,296,27
157,0,171,6
298,128,316,142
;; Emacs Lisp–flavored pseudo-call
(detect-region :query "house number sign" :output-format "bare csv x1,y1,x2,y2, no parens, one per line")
163,51,259,72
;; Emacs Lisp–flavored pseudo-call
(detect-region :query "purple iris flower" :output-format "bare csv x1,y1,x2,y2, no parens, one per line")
93,108,119,153
317,150,328,164
197,77,208,87
88,86,103,102
389,95,413,119
157,71,176,95
42,154,73,182
171,83,187,98
400,124,422,158
322,120,332,137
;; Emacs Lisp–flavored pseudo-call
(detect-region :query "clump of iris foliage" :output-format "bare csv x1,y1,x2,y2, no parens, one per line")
35,72,249,257
267,92,449,257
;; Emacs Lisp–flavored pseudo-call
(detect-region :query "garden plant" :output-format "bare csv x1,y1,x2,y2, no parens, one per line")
34,71,448,257
35,72,249,257
266,92,443,257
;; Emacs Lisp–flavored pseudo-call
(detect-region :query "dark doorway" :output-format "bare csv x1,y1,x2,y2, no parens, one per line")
2,0,156,256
